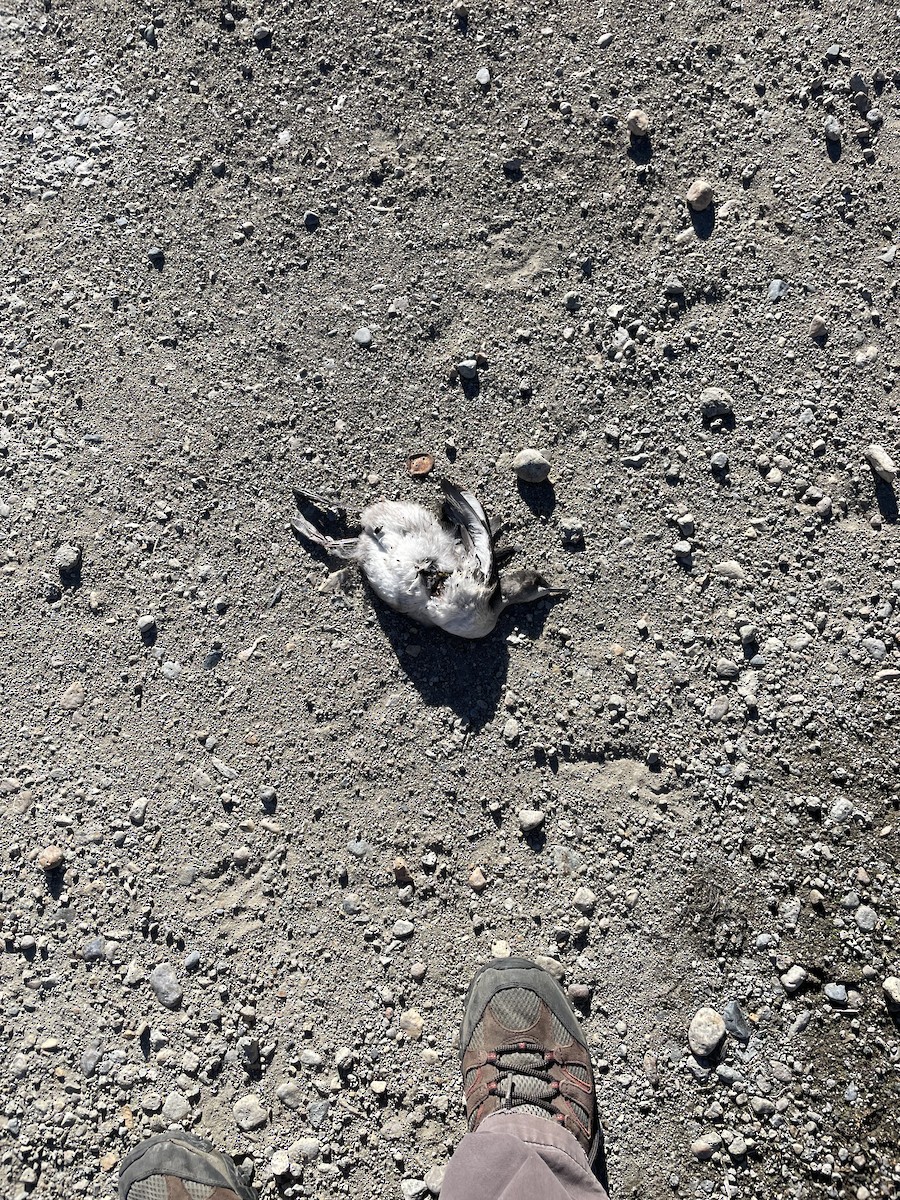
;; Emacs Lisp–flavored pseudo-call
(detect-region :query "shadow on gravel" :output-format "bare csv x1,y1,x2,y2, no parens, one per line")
373,602,508,728
627,135,652,164
874,480,898,524
826,139,842,164
689,203,715,240
516,478,557,517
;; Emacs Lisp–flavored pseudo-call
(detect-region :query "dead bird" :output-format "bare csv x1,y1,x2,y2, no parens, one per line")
290,479,568,639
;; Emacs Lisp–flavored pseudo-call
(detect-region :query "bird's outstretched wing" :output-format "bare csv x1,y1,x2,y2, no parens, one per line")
440,479,496,585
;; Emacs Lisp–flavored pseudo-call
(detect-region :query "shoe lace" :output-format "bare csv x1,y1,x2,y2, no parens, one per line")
487,1041,561,1117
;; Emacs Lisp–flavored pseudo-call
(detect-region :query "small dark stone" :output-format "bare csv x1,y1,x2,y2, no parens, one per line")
147,246,165,268
723,999,752,1042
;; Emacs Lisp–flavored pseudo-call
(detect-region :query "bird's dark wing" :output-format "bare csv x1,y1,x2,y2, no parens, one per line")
440,479,496,584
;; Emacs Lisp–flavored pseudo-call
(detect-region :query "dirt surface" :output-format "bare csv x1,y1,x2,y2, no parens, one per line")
2,0,900,1197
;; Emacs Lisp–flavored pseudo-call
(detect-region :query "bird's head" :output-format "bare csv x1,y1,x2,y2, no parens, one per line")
497,569,569,609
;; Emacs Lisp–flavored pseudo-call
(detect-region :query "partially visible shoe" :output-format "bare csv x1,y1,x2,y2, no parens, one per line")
459,957,600,1164
118,1132,255,1200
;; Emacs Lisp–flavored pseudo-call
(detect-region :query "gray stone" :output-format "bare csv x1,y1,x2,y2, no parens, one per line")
511,449,551,484
699,387,733,420
149,963,183,1009
425,1164,446,1195
686,178,714,211
767,278,788,302
882,977,900,1009
855,905,877,932
161,1091,190,1122
233,1093,268,1131
824,115,842,142
456,359,478,380
475,67,491,87
55,543,82,575
723,999,752,1042
625,108,650,136
824,983,847,1004
307,1099,331,1129
353,327,372,348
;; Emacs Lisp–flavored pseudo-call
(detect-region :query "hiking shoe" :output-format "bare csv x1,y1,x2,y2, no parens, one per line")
459,957,600,1163
119,1132,256,1200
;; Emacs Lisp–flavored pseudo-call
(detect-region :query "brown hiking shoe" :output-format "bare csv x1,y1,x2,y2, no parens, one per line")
459,957,601,1163
119,1132,255,1200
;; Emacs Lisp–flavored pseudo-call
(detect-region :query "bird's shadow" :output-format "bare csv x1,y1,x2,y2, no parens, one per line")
372,603,508,729
689,203,716,240
372,583,564,730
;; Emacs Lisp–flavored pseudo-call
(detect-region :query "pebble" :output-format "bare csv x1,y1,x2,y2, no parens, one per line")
699,387,733,420
399,1009,424,1040
55,543,82,575
38,845,65,871
780,965,807,994
511,448,551,483
882,977,900,1009
572,886,597,915
59,681,86,711
137,614,157,636
559,516,584,545
710,451,729,472
303,211,320,231
161,1091,190,1122
767,278,788,302
824,983,847,1004
518,808,545,834
855,905,877,932
723,999,752,1041
401,1181,429,1200
685,178,713,211
233,1094,268,1131
146,246,165,267
292,1136,322,1161
475,67,491,87
502,717,521,746
149,963,183,1009
625,109,650,137
715,658,740,680
456,359,478,380
392,919,415,939
468,867,487,892
275,1081,303,1109
809,314,828,338
687,1007,726,1057
353,327,373,349
824,115,842,142
425,1164,446,1195
270,1150,291,1176
864,443,897,484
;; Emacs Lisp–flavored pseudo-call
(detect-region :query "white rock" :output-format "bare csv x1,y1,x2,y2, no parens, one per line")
687,1007,726,1057
518,808,545,834
864,443,897,484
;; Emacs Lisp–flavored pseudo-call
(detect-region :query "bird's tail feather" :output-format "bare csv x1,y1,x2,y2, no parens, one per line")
290,512,358,560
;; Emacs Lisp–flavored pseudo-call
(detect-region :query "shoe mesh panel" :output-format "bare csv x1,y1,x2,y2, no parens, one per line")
130,1179,168,1200
567,1064,590,1084
184,1183,216,1200
488,988,542,1031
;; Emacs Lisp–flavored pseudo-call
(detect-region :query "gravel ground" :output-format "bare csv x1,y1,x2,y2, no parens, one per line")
2,0,900,1197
